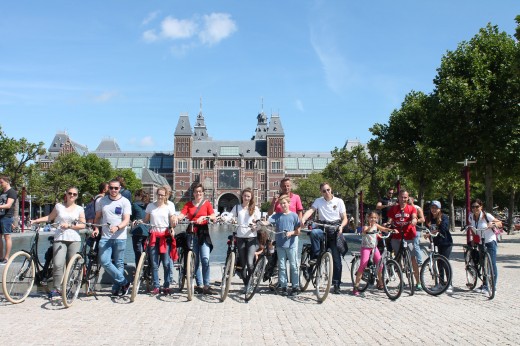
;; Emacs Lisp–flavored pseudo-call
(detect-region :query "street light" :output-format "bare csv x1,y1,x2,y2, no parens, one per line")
457,159,476,243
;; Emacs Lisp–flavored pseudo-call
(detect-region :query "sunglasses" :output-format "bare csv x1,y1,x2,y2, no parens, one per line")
67,192,78,196
157,194,166,197
109,186,120,190
321,188,331,193
471,205,480,208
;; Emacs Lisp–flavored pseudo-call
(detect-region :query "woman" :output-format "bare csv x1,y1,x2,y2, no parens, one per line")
468,198,501,294
177,183,217,295
425,200,453,293
31,186,85,299
143,187,177,295
131,189,150,265
231,188,261,288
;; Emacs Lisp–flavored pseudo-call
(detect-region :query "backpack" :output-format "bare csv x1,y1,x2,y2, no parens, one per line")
85,196,102,221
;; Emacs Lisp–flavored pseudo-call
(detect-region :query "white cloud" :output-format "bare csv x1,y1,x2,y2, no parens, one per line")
139,136,155,147
142,29,159,42
93,91,118,103
142,11,160,26
295,99,305,112
161,16,198,39
199,13,237,46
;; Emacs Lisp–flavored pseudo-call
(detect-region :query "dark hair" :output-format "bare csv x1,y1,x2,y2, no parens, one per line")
191,182,204,192
98,182,108,194
280,177,291,185
257,228,268,248
471,198,483,207
240,188,256,216
319,182,331,190
109,178,121,187
0,175,11,184
115,176,126,188
134,188,149,203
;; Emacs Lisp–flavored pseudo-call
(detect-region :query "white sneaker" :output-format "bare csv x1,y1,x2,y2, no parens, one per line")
446,285,453,294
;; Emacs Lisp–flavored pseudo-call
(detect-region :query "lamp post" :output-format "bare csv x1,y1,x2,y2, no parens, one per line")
358,190,364,231
457,159,476,243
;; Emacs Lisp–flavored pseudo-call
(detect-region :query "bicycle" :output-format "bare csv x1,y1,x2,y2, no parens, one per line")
417,225,452,296
2,223,59,304
350,231,403,300
390,223,416,296
244,223,280,302
299,221,335,303
61,222,108,307
131,223,170,302
461,225,496,300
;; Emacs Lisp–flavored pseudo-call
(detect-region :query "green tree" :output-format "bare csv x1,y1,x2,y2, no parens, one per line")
293,172,325,211
433,23,520,211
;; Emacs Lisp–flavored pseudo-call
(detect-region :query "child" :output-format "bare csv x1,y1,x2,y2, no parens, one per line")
270,194,301,297
353,211,393,296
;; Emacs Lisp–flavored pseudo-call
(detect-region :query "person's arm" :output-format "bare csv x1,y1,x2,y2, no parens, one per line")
338,212,348,235
301,207,316,225
31,206,58,224
267,192,279,216
376,201,384,211
416,208,425,224
0,197,15,211
488,214,502,228
411,211,418,226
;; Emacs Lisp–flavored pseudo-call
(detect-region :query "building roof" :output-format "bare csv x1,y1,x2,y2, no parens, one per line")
46,131,88,157
95,138,121,152
191,140,267,158
174,113,193,136
141,168,169,186
266,113,284,136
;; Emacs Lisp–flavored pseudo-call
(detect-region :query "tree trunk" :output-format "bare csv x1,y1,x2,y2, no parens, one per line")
448,192,456,231
353,192,359,230
508,190,515,234
485,163,494,212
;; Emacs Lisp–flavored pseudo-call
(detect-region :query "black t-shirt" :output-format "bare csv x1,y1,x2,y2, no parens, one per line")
0,188,17,218
380,196,397,223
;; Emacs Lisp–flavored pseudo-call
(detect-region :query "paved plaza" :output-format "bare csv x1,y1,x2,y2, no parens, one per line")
0,230,519,345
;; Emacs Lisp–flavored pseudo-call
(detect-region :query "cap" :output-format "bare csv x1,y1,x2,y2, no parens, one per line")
431,200,441,209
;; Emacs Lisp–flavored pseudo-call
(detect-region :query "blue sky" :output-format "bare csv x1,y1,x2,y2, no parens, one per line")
0,1,518,154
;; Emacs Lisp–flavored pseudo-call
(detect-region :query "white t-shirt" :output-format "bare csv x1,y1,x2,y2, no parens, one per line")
232,204,261,238
468,211,497,244
54,203,84,242
146,202,175,232
311,196,346,222
96,195,132,240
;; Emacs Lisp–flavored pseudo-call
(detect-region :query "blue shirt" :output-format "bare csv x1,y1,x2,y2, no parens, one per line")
271,212,300,249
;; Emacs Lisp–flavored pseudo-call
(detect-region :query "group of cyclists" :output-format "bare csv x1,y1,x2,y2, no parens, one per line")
8,174,502,302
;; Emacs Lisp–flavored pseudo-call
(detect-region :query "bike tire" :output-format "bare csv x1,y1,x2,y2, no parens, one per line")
464,248,478,290
299,246,311,292
245,255,267,302
401,250,415,296
62,253,84,307
316,252,333,303
220,251,235,302
420,255,451,296
186,250,196,301
483,252,496,300
382,259,403,301
349,255,359,287
2,251,35,304
130,251,147,302
84,257,100,296
176,248,186,292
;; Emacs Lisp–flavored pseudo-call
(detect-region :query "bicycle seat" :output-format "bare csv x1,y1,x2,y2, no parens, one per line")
47,236,55,243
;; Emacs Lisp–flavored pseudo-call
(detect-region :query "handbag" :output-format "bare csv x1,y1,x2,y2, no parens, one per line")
336,232,349,257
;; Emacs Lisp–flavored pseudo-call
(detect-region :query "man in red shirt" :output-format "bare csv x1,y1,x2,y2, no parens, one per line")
268,178,303,220
387,189,421,290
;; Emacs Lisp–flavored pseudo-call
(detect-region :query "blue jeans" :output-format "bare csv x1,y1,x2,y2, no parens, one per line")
277,246,299,289
414,231,422,266
193,238,211,287
310,228,342,286
99,238,127,291
485,241,498,286
150,240,172,289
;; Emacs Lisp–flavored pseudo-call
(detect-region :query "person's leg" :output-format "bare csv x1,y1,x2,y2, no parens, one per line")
237,238,248,284
98,239,124,292
113,239,127,285
407,241,420,284
328,238,342,288
246,239,258,281
286,246,299,290
310,228,324,259
192,239,203,288
437,245,452,285
355,247,371,287
52,241,68,290
151,242,160,289
277,247,288,290
0,217,13,260
132,235,143,265
414,231,422,266
200,240,211,288
162,241,172,288
485,241,498,286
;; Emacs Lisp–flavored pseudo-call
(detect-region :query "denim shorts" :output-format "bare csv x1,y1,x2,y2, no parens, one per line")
0,217,13,234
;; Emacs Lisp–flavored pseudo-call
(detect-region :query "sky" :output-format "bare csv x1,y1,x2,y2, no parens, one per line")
0,1,518,154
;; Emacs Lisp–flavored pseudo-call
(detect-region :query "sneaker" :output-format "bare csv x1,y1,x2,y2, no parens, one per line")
0,258,7,265
120,282,131,296
151,287,160,295
289,287,300,297
277,286,288,296
162,287,172,295
203,286,218,295
111,289,120,297
352,287,360,296
194,286,204,294
446,285,453,294
415,284,423,291
474,285,485,293
333,285,340,295
48,289,61,299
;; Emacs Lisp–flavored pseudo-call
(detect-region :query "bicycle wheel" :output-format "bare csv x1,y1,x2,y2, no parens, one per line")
130,251,148,302
176,248,186,292
2,251,35,304
220,251,235,302
62,253,84,307
316,252,333,303
84,257,100,296
464,248,478,290
382,259,403,300
349,255,360,287
483,252,496,300
420,255,451,296
245,255,267,302
186,250,196,301
299,246,311,292
400,250,415,296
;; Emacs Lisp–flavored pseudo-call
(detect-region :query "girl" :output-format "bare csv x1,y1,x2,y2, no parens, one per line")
131,189,150,265
31,187,86,299
231,188,261,287
353,211,392,296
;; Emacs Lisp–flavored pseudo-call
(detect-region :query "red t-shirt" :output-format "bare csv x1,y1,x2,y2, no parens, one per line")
181,200,214,233
388,204,417,240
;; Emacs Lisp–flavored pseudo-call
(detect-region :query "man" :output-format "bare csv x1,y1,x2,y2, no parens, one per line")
92,178,132,296
268,178,304,220
0,176,17,264
387,189,421,290
301,182,348,294
408,196,425,266
376,188,397,223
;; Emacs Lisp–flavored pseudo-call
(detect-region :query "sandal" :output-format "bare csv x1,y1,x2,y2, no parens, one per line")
377,281,384,290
